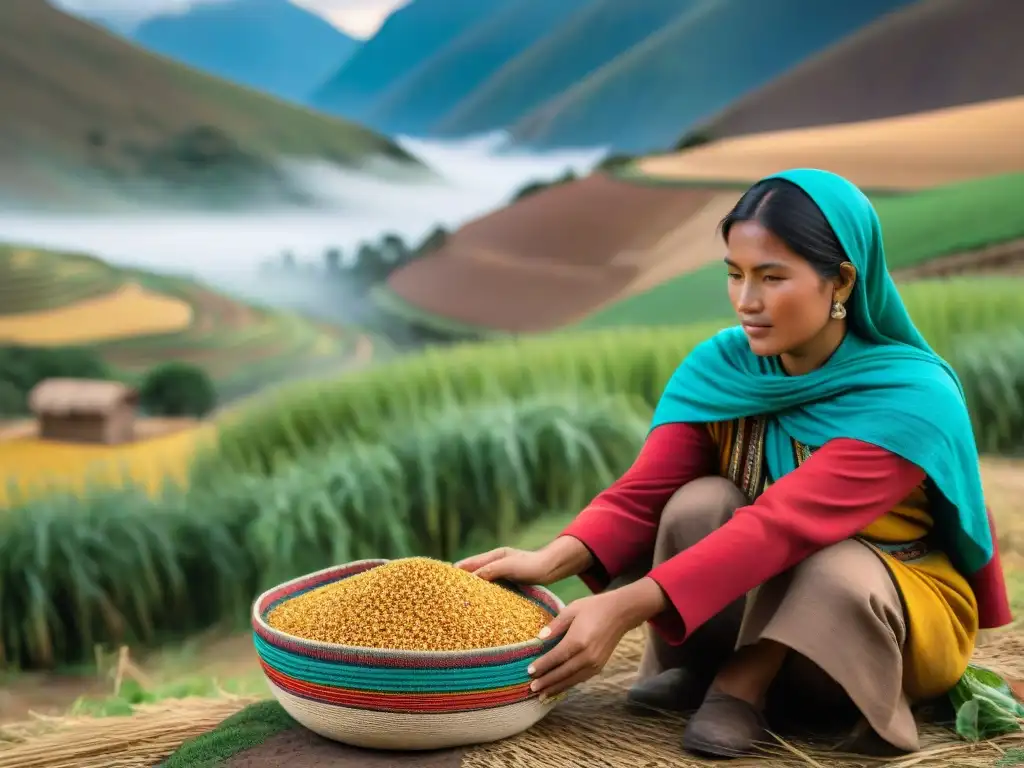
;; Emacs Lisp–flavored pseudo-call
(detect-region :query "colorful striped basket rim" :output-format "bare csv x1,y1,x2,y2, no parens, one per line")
262,660,535,714
252,559,565,669
254,633,540,693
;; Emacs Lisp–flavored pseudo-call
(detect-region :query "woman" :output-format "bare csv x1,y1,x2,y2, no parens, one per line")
457,168,1012,759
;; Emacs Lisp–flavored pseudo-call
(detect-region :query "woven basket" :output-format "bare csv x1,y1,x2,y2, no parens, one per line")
252,559,566,750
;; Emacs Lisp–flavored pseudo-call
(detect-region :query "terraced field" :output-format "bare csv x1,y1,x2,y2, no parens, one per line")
0,246,375,403
0,246,122,312
382,166,1024,335
385,174,729,332
632,96,1024,190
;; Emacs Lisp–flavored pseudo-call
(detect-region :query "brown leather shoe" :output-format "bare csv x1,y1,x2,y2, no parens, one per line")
833,718,910,757
682,691,770,758
626,668,714,714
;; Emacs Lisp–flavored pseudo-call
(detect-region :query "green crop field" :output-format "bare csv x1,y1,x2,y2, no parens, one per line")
209,278,1024,478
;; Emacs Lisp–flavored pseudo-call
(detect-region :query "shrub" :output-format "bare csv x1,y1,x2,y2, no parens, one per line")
0,394,646,669
140,362,216,418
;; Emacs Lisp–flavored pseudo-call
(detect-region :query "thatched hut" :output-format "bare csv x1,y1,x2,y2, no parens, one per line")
28,378,138,445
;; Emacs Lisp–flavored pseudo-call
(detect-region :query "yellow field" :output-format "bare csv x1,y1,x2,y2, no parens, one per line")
636,96,1024,190
0,282,193,345
0,422,216,505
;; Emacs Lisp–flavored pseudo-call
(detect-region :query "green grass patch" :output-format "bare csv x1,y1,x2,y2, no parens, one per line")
160,699,296,768
877,173,1024,270
69,671,269,718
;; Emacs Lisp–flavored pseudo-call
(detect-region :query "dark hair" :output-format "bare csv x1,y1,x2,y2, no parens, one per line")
719,178,848,279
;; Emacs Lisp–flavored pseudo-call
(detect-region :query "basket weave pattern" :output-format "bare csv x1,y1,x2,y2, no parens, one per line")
251,559,566,750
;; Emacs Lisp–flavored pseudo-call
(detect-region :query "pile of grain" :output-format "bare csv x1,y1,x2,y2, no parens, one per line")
266,557,552,651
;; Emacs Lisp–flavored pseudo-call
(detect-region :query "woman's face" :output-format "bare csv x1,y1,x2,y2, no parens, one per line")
724,220,850,364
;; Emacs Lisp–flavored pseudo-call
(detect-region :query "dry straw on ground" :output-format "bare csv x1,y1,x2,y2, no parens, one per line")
1,629,1021,768
0,695,261,768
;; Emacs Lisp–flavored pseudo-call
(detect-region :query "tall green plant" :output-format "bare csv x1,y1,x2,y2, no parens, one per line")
0,394,646,670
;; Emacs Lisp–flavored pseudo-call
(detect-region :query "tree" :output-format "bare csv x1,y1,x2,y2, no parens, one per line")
0,379,25,417
0,344,110,396
139,362,216,418
324,247,342,274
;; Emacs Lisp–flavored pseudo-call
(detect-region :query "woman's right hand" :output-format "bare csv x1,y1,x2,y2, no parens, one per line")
455,547,555,584
455,536,592,585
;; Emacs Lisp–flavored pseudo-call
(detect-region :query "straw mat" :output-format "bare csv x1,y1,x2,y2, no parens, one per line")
1,629,1022,768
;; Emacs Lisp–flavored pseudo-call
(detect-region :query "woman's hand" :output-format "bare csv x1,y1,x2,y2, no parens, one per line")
455,547,556,584
455,536,593,585
527,577,668,700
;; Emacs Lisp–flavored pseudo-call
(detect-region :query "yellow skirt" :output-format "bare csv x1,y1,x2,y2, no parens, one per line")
872,546,979,701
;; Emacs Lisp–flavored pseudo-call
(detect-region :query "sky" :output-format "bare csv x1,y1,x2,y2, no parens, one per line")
54,0,410,38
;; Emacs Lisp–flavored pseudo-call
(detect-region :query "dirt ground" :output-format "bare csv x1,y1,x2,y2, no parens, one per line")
0,631,259,724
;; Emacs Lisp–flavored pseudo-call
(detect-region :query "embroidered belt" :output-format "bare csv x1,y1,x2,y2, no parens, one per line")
862,538,931,563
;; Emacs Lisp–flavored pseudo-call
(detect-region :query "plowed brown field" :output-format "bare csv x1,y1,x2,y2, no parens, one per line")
386,174,724,332
636,96,1024,190
697,0,1024,141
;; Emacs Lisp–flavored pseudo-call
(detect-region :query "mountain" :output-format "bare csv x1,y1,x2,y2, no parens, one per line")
433,0,695,138
0,0,423,211
508,0,920,153
689,0,1024,142
131,0,358,105
362,0,595,136
311,0,511,122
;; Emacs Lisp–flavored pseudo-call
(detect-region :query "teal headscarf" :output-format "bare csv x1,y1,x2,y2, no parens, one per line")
650,168,992,575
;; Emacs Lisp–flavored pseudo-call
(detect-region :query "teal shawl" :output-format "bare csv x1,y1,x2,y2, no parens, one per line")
650,168,992,575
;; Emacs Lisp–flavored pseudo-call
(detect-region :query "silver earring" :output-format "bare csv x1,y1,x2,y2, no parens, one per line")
831,300,847,320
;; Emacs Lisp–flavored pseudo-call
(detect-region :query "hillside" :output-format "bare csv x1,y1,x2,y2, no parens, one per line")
0,0,423,211
132,0,359,106
384,173,721,332
433,0,694,138
691,0,1024,143
0,243,374,406
508,0,918,153
383,130,1024,334
632,96,1024,190
363,0,594,137
310,0,510,122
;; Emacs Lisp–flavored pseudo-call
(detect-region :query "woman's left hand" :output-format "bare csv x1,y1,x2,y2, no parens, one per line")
527,577,668,700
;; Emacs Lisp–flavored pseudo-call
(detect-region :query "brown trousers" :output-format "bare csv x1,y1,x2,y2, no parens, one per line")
614,476,918,752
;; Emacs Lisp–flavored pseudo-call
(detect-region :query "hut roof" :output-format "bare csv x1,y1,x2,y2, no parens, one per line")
28,378,138,417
